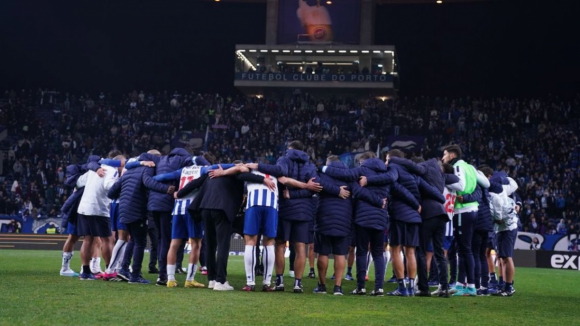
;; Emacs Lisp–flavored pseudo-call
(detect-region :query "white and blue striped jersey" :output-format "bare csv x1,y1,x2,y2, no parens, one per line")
246,170,278,210
172,166,202,215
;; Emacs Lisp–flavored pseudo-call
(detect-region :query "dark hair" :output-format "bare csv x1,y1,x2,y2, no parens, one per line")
478,164,490,170
411,156,425,163
233,160,244,164
442,163,454,174
326,155,340,162
288,140,304,151
479,166,494,177
443,145,462,159
107,150,122,159
203,152,216,165
359,151,376,160
387,149,405,158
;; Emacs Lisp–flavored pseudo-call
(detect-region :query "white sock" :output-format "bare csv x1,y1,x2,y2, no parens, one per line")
467,283,475,289
186,263,197,281
114,243,128,272
366,252,373,276
62,252,73,270
167,264,176,281
244,245,256,286
106,240,126,273
90,257,101,273
384,250,391,276
264,245,275,285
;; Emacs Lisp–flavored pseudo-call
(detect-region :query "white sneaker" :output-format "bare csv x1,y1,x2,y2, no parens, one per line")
213,281,234,291
289,271,295,278
431,286,442,296
60,269,79,277
208,281,216,289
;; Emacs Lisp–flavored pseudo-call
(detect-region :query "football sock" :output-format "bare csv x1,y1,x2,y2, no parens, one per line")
244,245,256,285
347,267,352,274
467,283,475,289
82,265,91,274
186,263,196,281
106,240,126,273
62,252,73,270
167,265,176,281
276,274,283,286
409,278,415,290
264,245,275,285
398,279,406,291
294,278,302,287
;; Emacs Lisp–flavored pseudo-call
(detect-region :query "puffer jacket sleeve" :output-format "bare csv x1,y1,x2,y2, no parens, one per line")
366,168,399,186
319,175,341,197
107,177,123,200
445,173,460,185
418,177,445,203
461,185,482,203
389,157,427,175
322,166,361,182
391,182,420,210
258,157,289,177
352,183,383,208
143,167,171,194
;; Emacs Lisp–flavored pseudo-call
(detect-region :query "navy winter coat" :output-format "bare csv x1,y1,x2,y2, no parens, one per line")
139,148,194,212
323,158,391,230
258,149,319,222
387,157,448,220
108,165,170,224
315,161,354,237
463,185,493,232
367,162,444,224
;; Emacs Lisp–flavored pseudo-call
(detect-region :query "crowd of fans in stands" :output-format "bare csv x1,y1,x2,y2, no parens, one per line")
0,89,579,240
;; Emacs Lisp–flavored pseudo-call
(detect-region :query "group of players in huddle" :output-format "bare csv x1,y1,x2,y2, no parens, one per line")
58,141,519,297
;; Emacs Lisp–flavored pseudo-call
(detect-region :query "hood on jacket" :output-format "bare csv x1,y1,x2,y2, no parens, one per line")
491,171,510,185
362,158,388,172
489,181,504,194
66,164,81,179
328,160,348,169
87,155,100,163
420,158,440,171
286,149,310,163
169,148,191,157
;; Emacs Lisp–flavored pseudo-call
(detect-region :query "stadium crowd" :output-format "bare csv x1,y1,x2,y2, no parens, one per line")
1,89,579,237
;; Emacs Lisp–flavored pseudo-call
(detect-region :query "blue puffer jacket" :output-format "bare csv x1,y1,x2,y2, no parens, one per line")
463,185,493,232
258,149,319,221
315,161,353,237
387,157,448,220
323,158,390,230
108,165,169,224
139,148,194,212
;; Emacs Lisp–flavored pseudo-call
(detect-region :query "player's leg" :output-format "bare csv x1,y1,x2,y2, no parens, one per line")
332,235,349,295
184,211,205,288
242,207,261,291
313,233,329,294
60,222,79,276
167,214,187,287
273,219,289,291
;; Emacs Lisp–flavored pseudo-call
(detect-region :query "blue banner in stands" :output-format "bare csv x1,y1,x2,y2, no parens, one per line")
385,136,425,152
235,72,393,83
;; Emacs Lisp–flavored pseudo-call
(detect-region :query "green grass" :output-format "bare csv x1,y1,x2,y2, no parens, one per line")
0,250,578,325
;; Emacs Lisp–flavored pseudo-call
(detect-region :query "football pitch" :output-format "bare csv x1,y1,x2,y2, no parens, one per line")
1,250,577,325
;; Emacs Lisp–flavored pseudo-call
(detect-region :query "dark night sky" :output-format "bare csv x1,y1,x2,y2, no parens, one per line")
1,0,579,97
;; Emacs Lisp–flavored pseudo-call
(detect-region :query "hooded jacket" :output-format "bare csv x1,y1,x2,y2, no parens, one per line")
258,149,319,221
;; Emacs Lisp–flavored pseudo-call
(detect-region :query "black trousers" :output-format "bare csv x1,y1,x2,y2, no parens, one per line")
416,215,449,291
202,209,232,283
471,229,489,289
152,211,172,280
126,219,148,278
147,213,159,271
